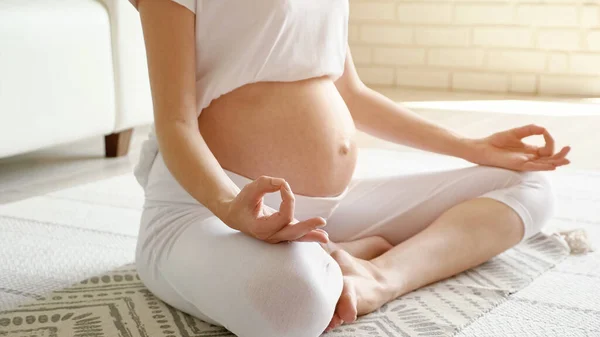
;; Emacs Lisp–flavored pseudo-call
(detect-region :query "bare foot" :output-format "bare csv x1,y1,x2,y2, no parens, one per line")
326,236,393,260
324,250,393,333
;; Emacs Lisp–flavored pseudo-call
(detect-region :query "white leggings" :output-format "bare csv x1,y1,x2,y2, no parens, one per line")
135,149,554,337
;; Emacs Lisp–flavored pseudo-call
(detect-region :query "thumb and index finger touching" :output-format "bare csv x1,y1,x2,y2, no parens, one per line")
511,124,564,157
241,175,328,243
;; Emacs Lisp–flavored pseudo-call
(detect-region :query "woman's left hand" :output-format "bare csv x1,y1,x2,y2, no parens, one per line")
466,124,571,171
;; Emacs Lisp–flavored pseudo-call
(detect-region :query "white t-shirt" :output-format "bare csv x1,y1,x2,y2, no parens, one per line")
128,0,349,188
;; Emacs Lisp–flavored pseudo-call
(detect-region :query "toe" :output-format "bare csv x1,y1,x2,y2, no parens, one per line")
336,278,358,323
324,313,343,333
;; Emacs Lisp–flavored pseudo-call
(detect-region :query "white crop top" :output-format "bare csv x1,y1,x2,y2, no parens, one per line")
129,0,349,188
130,0,349,115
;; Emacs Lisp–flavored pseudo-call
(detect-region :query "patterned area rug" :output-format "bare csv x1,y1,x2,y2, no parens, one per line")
1,150,598,336
0,235,567,337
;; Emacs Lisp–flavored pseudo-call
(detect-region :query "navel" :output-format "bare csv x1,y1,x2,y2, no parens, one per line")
339,139,351,155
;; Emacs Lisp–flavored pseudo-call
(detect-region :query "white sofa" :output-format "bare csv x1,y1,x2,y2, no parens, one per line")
0,0,153,158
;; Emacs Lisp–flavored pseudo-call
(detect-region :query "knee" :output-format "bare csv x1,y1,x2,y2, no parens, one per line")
483,169,555,240
511,171,555,237
521,171,555,218
244,243,343,337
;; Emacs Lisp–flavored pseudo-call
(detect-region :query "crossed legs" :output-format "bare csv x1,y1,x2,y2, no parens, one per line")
324,166,554,329
137,163,554,337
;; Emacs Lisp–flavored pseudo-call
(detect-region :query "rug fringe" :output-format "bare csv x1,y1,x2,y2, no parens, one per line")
552,229,594,255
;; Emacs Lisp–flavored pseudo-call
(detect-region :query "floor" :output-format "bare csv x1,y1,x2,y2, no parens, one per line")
1,154,591,336
1,88,598,205
0,88,599,336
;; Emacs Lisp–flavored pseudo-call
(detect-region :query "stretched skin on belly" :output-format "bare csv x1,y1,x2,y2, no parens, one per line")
198,76,358,197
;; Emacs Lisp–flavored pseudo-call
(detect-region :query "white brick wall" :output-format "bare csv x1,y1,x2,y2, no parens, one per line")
455,4,514,25
548,53,569,73
396,69,450,89
537,30,580,51
396,3,453,24
487,51,546,72
428,49,485,68
360,25,413,45
588,31,600,50
473,28,533,48
453,72,509,92
373,47,426,65
415,28,470,47
349,0,600,96
510,75,537,94
516,5,578,27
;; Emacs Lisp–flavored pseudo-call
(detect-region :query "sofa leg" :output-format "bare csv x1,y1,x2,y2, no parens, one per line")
105,128,133,158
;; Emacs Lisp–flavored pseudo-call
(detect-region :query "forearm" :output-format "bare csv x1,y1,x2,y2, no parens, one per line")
138,0,239,221
156,120,239,220
348,87,473,159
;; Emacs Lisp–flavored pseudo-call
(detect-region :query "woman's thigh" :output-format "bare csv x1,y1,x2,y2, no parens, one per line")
325,165,549,245
136,206,343,337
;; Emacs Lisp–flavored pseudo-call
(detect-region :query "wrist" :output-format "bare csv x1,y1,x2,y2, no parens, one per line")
454,136,481,162
210,197,233,222
206,187,238,225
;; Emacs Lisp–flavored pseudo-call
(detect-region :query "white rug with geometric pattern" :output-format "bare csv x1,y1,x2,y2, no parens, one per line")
1,150,598,336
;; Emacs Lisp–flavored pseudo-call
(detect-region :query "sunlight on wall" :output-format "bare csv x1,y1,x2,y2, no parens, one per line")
349,0,600,96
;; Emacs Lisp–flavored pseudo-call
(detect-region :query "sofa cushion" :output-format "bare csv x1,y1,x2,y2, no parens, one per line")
0,0,115,157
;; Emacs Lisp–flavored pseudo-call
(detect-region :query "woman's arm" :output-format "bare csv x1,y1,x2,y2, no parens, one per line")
335,50,473,160
138,0,238,218
335,50,570,170
136,0,328,243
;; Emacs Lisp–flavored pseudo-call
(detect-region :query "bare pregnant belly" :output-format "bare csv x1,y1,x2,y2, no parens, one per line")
198,76,357,197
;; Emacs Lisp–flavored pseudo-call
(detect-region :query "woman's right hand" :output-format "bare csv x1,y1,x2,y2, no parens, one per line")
220,176,330,244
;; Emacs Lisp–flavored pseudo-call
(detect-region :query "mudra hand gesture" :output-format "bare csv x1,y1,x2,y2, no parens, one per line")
468,124,570,171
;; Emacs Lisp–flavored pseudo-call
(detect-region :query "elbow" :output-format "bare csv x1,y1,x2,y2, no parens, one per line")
154,114,198,133
154,117,200,149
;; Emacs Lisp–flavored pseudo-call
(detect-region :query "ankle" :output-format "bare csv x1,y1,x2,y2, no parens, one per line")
371,259,409,300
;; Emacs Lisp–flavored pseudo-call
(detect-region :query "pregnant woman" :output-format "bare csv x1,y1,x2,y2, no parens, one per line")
130,0,570,336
